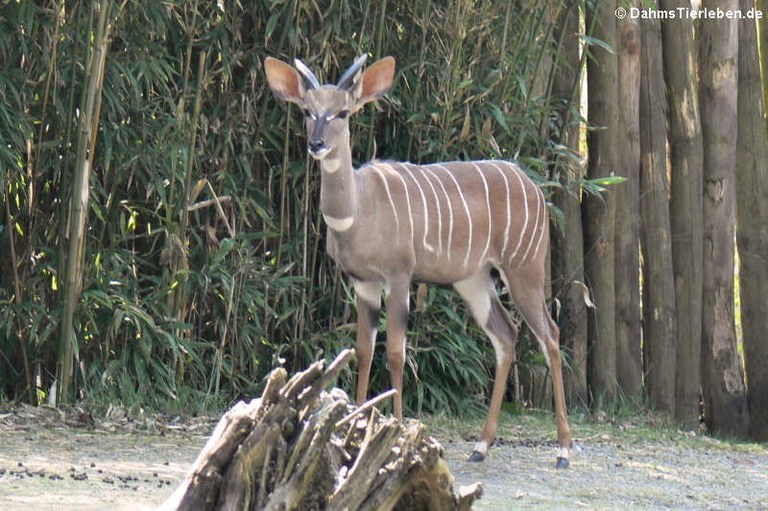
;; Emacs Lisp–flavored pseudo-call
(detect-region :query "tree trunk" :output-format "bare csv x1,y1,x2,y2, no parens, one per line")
659,0,704,430
551,2,588,408
699,0,750,438
736,0,768,442
160,350,483,511
583,0,618,403
757,0,768,132
638,15,677,415
614,0,642,400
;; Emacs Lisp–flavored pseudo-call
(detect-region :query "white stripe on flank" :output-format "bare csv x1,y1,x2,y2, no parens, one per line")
323,213,354,232
414,166,443,255
371,165,400,232
508,167,529,264
520,178,542,263
489,162,512,260
382,163,415,246
529,189,548,262
399,163,435,253
472,162,493,264
432,164,473,268
422,166,453,260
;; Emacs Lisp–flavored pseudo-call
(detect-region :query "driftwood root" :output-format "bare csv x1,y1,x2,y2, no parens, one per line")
160,349,482,511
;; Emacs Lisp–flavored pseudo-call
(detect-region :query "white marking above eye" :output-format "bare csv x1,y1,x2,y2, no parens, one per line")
325,110,348,122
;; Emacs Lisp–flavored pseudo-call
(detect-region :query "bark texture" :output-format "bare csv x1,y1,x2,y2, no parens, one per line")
699,0,750,438
659,0,704,429
551,2,588,407
736,0,768,441
639,15,677,414
757,0,768,128
615,0,642,400
584,0,618,403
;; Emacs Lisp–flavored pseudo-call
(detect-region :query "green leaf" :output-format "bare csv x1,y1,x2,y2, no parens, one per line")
490,105,511,134
588,175,627,187
581,35,617,55
265,13,280,41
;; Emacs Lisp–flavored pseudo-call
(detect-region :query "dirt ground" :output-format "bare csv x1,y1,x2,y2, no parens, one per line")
0,405,766,510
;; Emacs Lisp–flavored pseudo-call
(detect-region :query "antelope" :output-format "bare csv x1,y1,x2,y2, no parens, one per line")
264,54,572,468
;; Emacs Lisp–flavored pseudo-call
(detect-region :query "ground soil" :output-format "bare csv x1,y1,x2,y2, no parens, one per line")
0,405,766,510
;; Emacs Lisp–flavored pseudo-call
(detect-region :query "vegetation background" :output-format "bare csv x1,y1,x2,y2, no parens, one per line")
1,0,766,442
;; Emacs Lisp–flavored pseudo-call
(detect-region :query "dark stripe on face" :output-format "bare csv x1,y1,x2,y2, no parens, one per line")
310,116,329,147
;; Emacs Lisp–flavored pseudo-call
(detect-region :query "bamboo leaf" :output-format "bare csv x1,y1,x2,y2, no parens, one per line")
581,34,617,55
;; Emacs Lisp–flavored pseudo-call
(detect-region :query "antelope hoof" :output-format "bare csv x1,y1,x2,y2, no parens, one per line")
555,457,570,470
468,450,486,463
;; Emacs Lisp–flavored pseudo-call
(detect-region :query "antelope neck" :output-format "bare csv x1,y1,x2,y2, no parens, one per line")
318,141,356,230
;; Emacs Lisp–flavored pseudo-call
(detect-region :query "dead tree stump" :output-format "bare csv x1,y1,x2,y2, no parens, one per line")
160,349,483,511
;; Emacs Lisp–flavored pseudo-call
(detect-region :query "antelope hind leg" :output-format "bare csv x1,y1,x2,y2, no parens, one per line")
503,268,573,469
454,270,518,462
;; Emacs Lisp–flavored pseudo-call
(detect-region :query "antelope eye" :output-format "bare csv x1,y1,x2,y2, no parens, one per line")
336,110,349,119
303,108,316,120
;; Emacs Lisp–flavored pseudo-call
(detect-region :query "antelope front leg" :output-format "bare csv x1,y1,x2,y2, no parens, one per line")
385,280,410,420
470,299,516,462
354,281,381,405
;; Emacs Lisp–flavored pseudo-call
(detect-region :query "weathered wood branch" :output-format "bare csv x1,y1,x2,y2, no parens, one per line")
160,349,482,511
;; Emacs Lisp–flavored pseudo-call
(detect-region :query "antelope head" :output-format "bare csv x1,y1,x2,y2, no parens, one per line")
264,54,396,160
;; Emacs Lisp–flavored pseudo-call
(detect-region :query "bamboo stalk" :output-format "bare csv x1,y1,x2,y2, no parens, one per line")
186,195,233,212
55,0,91,319
56,0,112,404
3,186,33,404
165,0,200,334
27,0,66,254
169,49,207,382
180,51,207,236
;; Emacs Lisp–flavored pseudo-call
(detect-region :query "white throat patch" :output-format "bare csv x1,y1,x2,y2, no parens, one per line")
322,157,342,174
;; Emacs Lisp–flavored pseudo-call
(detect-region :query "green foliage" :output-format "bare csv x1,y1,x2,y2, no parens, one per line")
0,0,587,414
405,287,494,416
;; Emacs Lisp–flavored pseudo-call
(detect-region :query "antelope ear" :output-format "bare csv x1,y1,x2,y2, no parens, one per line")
352,57,395,108
264,57,306,105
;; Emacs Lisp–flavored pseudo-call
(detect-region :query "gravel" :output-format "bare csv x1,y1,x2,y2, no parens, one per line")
0,410,766,510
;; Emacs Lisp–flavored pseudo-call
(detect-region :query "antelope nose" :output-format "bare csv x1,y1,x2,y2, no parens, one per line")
308,139,325,153
307,140,330,160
